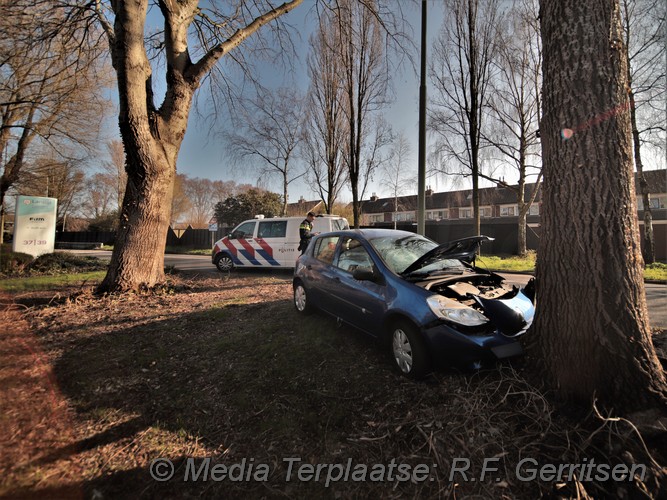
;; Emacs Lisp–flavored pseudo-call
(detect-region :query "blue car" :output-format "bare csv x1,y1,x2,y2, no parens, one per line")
292,229,535,378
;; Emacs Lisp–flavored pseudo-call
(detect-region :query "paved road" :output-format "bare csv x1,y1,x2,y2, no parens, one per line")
71,250,219,274
68,250,666,327
501,273,666,329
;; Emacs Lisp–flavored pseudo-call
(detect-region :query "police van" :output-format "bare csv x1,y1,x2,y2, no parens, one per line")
212,214,349,271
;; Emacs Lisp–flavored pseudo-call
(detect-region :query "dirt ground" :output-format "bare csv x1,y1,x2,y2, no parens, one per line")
1,272,665,499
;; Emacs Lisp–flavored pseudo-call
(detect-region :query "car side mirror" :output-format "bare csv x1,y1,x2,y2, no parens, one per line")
353,267,376,282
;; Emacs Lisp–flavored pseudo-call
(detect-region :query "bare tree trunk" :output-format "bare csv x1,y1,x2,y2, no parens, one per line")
629,87,655,264
350,172,360,228
531,0,666,410
99,0,187,292
469,0,481,237
517,176,527,256
516,121,528,256
100,153,177,292
282,173,289,216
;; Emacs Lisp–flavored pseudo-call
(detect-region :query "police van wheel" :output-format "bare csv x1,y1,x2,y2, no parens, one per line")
293,281,313,315
214,254,234,272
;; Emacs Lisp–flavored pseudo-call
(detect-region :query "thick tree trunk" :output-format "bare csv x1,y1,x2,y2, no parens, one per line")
531,0,666,411
99,151,176,292
98,0,190,293
516,211,527,256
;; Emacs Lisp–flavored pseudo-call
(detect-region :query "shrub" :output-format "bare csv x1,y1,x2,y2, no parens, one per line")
0,245,34,276
29,252,107,275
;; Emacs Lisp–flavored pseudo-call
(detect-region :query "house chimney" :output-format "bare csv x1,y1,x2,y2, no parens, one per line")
370,192,378,202
425,185,433,197
298,196,305,204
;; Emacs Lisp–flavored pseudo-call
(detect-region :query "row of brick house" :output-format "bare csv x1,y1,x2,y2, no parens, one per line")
356,169,667,259
10,170,663,258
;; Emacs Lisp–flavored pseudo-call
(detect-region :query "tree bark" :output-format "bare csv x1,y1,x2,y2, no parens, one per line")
98,0,187,292
531,0,666,411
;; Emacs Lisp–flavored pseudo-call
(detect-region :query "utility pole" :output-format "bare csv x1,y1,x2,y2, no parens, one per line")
417,0,427,235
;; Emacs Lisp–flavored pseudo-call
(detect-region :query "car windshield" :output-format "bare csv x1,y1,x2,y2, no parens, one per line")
368,234,467,276
333,218,350,230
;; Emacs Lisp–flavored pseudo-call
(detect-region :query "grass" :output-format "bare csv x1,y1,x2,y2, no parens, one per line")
645,262,667,281
0,271,107,292
477,252,537,273
104,245,211,256
182,248,211,255
478,253,667,281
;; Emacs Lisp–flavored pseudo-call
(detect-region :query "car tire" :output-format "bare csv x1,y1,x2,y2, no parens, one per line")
293,281,314,315
390,320,430,379
214,253,234,272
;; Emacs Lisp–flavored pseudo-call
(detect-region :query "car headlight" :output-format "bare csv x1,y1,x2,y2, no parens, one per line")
427,295,489,326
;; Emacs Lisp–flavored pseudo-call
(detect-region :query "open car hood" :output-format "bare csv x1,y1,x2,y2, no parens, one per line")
401,236,494,276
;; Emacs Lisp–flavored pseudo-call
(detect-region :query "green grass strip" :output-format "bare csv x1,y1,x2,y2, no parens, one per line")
0,271,106,292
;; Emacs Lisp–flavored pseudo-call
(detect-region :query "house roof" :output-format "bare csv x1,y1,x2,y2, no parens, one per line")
360,169,666,214
361,183,543,213
285,198,324,217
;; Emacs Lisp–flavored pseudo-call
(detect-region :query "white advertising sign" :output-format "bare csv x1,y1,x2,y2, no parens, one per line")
12,196,58,257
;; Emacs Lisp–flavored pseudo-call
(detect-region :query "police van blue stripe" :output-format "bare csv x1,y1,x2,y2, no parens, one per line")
256,249,280,266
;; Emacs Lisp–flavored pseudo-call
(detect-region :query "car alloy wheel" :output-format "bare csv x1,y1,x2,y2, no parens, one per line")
215,254,234,272
293,282,313,314
390,321,430,379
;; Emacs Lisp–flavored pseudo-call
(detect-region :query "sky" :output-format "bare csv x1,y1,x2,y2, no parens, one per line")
98,0,449,205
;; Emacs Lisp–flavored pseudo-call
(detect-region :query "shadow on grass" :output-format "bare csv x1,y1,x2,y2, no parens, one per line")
18,298,439,498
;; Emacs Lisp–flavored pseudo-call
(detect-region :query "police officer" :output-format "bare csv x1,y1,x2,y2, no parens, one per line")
298,211,318,254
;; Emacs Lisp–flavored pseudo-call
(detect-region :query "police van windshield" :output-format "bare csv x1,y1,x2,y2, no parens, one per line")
333,219,350,231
